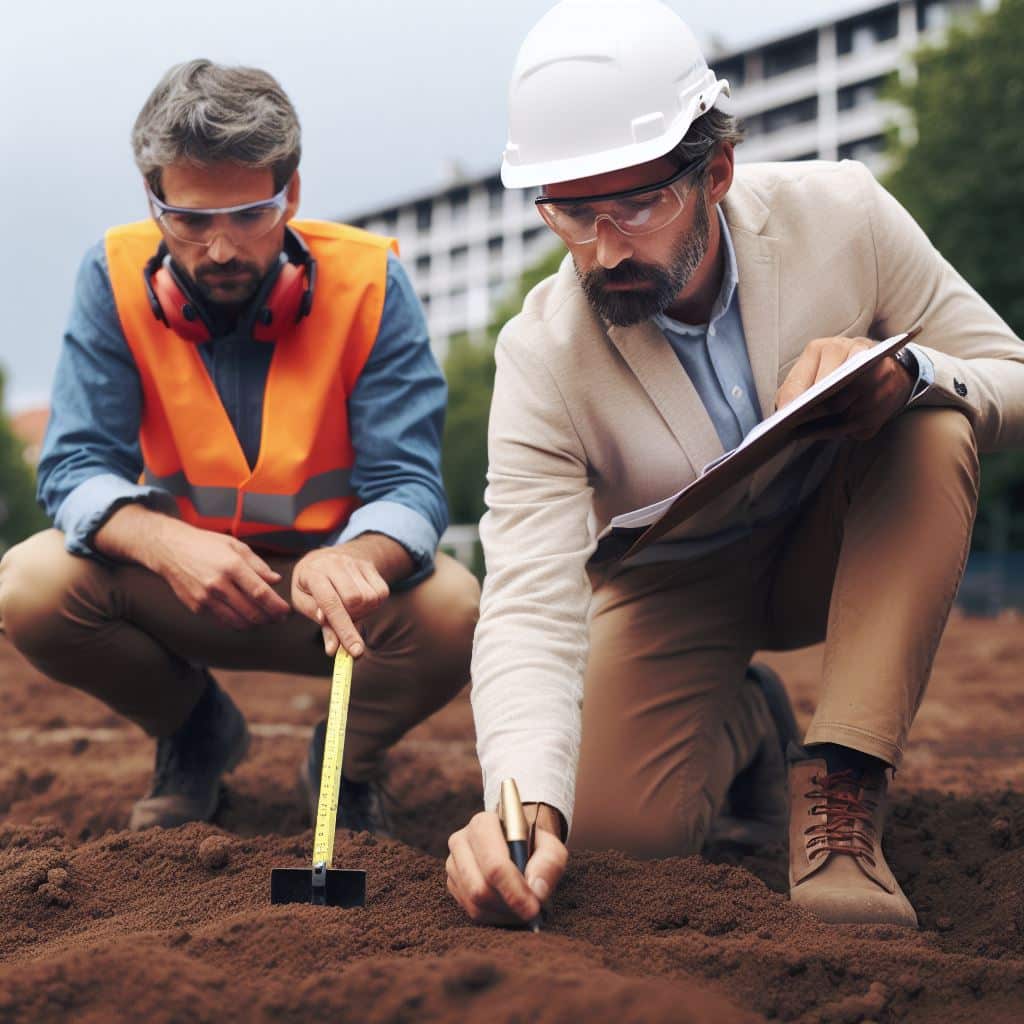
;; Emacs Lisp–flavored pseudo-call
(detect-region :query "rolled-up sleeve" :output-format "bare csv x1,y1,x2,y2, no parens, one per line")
37,242,173,557
334,253,448,586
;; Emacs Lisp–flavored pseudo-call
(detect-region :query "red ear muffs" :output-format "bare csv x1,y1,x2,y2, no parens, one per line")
144,254,215,343
250,260,305,341
143,228,315,344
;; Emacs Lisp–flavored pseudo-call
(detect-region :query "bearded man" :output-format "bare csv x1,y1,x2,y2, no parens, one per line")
445,0,1024,929
0,60,479,833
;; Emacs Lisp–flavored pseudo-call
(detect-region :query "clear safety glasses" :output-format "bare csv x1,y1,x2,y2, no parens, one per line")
534,161,701,245
147,184,290,246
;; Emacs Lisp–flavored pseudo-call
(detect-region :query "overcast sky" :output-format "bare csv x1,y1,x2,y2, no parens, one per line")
1,0,867,410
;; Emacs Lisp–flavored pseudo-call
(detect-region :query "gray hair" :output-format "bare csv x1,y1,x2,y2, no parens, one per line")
668,107,745,179
132,60,301,197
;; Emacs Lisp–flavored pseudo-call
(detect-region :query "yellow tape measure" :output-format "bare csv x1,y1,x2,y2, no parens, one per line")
312,650,353,869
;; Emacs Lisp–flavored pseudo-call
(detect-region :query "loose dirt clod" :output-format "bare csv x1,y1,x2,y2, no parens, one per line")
35,883,71,908
197,835,232,870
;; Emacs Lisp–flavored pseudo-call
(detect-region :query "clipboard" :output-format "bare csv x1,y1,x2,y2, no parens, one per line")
613,326,922,561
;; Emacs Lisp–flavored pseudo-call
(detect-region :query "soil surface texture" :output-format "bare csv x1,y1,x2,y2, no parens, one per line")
1,610,1023,1023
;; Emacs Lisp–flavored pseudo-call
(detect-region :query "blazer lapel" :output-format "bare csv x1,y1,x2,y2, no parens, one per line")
606,319,724,480
725,178,781,423
733,229,781,422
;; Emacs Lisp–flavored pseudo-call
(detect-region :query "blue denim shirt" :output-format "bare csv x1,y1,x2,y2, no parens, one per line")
37,243,448,586
630,209,935,564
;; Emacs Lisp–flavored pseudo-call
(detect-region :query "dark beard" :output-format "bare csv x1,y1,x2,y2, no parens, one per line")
576,192,711,327
192,259,263,311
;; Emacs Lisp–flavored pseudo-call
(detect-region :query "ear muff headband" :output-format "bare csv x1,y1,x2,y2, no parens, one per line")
142,227,316,344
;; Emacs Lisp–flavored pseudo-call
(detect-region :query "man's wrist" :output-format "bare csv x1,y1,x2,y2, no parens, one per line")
94,502,179,572
522,802,568,841
892,346,918,384
332,531,415,584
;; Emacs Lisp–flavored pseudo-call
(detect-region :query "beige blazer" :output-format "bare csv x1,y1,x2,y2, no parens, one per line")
471,160,1024,826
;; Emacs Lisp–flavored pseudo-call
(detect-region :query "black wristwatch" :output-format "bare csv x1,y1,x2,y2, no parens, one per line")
893,346,918,379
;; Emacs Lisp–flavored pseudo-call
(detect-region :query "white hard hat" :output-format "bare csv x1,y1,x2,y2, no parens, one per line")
501,0,731,189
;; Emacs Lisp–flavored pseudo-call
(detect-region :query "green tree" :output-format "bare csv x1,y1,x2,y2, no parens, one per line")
441,242,567,527
885,0,1024,549
0,368,48,554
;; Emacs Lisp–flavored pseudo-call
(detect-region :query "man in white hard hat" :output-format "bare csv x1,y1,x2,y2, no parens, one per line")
446,0,1024,928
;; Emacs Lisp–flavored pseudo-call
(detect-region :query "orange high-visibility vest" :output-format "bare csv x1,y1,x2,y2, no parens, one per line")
105,219,398,553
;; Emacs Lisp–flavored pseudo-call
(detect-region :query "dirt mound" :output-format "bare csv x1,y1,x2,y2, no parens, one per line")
1,613,1024,1022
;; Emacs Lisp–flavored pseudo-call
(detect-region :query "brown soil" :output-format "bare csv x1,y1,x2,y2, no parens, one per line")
1,610,1023,1023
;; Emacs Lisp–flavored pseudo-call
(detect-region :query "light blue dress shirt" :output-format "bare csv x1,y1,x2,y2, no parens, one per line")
627,209,934,565
37,244,448,586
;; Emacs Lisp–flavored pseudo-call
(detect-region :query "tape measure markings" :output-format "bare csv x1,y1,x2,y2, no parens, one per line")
312,651,353,869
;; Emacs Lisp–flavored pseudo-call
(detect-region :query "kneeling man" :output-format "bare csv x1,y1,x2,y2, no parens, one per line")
447,0,1023,927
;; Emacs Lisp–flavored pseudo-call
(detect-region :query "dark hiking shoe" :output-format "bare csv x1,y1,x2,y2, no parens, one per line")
709,663,800,846
300,718,393,837
129,673,250,831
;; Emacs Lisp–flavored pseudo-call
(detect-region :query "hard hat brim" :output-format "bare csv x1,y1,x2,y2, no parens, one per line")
501,77,731,189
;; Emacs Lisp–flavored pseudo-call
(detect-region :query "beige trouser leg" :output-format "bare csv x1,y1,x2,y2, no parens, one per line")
572,407,978,856
0,531,480,781
764,407,979,765
572,548,775,858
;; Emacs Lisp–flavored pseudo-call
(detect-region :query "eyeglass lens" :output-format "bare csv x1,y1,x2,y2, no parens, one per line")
159,203,285,245
540,184,685,243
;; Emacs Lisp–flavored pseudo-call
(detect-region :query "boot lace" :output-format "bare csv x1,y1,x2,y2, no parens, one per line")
804,770,877,866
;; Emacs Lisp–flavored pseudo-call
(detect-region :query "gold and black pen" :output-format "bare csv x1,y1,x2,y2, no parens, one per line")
499,778,542,933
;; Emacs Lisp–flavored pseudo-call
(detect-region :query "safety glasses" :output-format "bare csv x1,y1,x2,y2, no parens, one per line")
535,160,702,245
147,184,290,246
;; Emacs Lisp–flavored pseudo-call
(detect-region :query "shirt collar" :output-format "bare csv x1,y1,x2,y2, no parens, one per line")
654,206,739,336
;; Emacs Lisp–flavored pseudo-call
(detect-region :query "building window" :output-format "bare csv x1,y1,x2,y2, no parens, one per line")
838,135,887,162
523,226,547,245
415,253,431,275
450,187,470,224
763,31,817,78
787,151,819,162
837,5,898,56
837,76,889,112
450,244,469,270
415,201,432,232
762,96,818,134
488,278,507,304
486,178,505,215
714,56,745,88
487,236,504,262
419,293,431,312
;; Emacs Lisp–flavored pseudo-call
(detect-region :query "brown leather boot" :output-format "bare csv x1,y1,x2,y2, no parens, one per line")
788,756,917,927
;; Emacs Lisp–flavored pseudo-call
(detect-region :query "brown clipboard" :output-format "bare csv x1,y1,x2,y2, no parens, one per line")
620,326,923,561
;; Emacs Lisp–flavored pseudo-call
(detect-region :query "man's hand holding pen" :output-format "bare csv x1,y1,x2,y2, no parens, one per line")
446,796,568,928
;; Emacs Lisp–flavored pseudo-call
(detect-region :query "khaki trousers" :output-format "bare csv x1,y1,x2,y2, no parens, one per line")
572,408,979,858
0,534,480,782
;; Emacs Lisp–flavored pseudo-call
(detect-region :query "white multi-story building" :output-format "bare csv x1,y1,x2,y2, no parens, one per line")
345,0,993,362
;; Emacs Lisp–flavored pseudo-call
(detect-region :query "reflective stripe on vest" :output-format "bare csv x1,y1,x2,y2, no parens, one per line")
106,219,398,552
142,466,355,527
